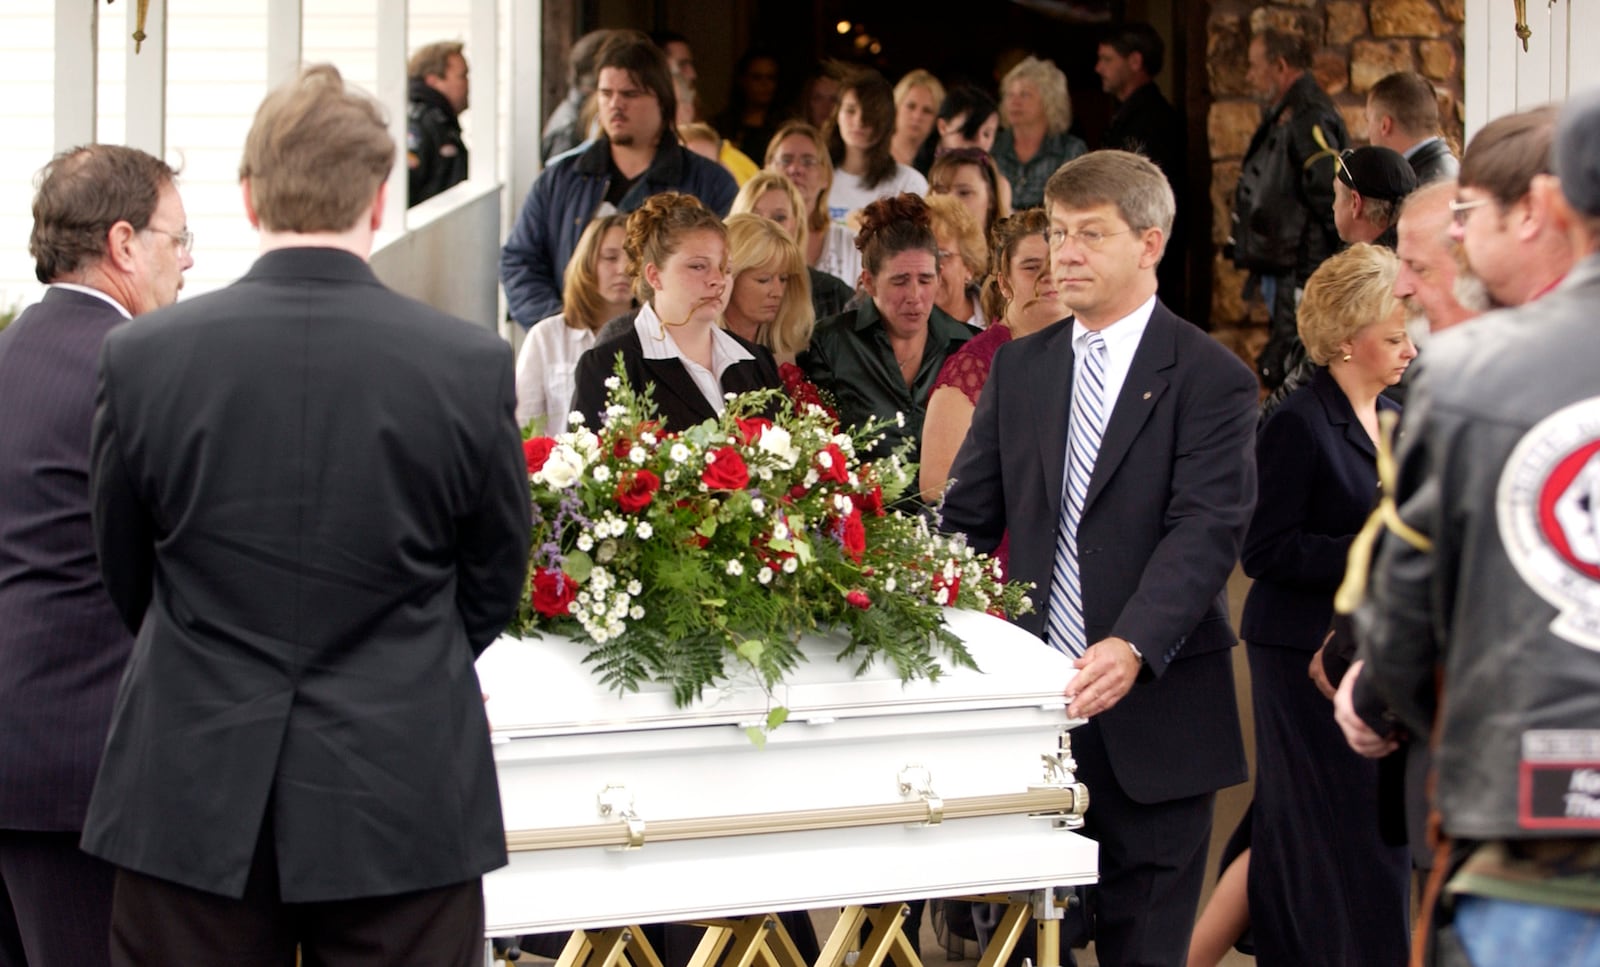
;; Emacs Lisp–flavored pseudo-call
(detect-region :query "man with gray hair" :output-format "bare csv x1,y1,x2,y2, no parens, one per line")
83,65,528,965
943,150,1258,965
1357,89,1600,964
0,143,191,967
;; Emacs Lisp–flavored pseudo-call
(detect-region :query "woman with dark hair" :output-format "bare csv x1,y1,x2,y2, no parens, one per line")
514,213,632,431
571,192,780,431
714,49,784,163
825,70,928,226
801,193,972,463
935,85,1001,154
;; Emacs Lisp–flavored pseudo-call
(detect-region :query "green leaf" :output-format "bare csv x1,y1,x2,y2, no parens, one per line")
744,726,768,748
565,550,594,583
736,638,765,662
696,517,719,539
766,706,789,731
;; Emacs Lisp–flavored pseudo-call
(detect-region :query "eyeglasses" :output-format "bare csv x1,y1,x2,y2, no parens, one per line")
144,227,195,253
1448,197,1491,226
1047,227,1129,251
774,154,820,170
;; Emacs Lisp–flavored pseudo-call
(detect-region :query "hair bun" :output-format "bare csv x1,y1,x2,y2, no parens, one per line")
855,193,930,250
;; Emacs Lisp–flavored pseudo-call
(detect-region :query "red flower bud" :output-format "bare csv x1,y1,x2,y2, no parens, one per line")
846,589,872,609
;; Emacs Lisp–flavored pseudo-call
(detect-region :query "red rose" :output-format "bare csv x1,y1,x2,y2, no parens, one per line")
815,444,850,484
850,485,886,517
700,446,750,490
615,469,660,513
531,568,577,619
523,437,557,475
846,589,872,610
839,507,866,562
735,417,773,445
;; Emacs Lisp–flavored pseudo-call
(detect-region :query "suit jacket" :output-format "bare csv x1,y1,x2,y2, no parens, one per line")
1407,137,1460,186
571,322,781,432
1240,366,1398,651
941,301,1258,804
0,288,135,831
82,248,531,902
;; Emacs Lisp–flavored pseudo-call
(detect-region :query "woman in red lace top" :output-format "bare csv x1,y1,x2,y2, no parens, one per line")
919,208,1065,506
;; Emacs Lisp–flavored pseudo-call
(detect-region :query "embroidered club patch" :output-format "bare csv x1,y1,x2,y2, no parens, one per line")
1520,730,1600,829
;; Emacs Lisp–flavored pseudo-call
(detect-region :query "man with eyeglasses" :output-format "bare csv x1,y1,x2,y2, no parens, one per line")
1448,104,1575,310
943,150,1258,966
501,30,737,329
0,143,192,966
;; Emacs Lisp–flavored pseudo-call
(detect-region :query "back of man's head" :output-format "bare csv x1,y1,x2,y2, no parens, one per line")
239,64,394,234
596,30,678,142
1460,104,1557,208
1368,71,1441,141
29,144,175,284
1552,87,1600,249
570,29,615,92
407,41,462,84
1101,22,1164,78
1255,28,1313,72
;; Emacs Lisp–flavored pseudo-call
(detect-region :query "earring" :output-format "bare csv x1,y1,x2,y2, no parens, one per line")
1342,353,1352,362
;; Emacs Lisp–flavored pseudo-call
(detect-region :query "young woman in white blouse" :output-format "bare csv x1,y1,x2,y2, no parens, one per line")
513,213,631,432
825,70,928,225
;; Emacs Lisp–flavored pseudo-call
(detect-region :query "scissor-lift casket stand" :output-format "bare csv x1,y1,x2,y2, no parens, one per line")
475,610,1097,967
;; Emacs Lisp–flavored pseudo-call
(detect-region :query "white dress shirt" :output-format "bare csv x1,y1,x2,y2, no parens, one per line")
633,302,754,416
514,312,597,433
1070,293,1157,428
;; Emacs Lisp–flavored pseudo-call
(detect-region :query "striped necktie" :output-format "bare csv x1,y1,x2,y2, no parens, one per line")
1047,330,1108,657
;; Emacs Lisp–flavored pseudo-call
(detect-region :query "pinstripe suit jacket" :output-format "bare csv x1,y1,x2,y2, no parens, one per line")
0,287,135,831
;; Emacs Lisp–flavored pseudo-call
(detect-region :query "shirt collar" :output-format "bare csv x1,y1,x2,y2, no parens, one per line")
50,282,132,319
1071,294,1156,353
1402,135,1442,161
634,302,755,366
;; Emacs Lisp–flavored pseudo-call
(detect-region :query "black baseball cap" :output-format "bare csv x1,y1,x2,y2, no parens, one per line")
1556,87,1600,216
1336,146,1419,202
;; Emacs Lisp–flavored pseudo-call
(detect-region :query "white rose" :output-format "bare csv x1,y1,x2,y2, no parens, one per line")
537,444,585,488
757,425,799,468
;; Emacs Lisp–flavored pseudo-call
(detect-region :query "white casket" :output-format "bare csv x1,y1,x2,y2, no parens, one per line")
475,609,1099,940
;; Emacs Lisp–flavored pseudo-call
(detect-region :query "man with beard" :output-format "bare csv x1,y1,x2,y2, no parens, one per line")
501,30,737,328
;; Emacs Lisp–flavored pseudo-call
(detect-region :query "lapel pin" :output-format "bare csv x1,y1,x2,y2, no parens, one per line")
1142,391,1152,400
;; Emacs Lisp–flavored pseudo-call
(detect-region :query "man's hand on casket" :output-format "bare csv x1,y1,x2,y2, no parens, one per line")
1064,637,1141,719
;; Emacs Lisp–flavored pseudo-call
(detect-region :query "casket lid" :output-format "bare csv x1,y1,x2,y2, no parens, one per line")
478,609,1075,737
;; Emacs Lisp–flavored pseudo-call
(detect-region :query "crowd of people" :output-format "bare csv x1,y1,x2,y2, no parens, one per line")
3,10,1600,967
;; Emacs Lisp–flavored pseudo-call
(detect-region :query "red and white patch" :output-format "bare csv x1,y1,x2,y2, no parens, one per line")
1498,397,1600,650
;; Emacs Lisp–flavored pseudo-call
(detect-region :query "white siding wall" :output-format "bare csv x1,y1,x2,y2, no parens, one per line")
1,0,504,316
1464,0,1600,139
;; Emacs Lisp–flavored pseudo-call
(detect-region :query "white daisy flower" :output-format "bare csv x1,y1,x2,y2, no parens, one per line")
726,560,744,577
758,567,774,585
576,534,594,552
627,580,642,595
637,522,654,539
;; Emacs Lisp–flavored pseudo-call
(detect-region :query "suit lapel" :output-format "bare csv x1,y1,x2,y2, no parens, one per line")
1082,307,1176,513
1030,322,1077,507
640,357,716,426
1312,368,1378,462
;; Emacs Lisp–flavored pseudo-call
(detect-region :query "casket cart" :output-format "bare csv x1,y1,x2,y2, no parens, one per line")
475,609,1097,967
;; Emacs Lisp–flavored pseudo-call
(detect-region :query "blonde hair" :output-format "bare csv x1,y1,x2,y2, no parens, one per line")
924,193,989,282
678,121,720,147
764,120,834,235
894,69,946,115
1297,243,1403,365
1001,56,1073,134
731,170,809,255
561,213,630,332
723,213,814,359
240,64,394,233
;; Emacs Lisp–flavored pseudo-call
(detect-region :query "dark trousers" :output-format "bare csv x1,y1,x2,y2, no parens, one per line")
0,829,116,967
107,821,484,967
1060,720,1215,967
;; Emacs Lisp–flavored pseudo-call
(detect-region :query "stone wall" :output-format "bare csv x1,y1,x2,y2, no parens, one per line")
1203,0,1465,362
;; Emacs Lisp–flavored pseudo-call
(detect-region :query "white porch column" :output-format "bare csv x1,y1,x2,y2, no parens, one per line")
378,0,409,231
54,0,98,151
468,0,498,186
266,0,304,89
124,0,168,157
508,0,542,221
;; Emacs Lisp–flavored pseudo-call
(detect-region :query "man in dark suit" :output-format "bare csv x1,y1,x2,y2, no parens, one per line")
1365,71,1460,186
942,150,1258,966
82,65,530,966
0,144,191,967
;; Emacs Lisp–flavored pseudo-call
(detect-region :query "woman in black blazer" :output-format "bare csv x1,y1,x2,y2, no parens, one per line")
1200,244,1418,967
572,192,780,432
